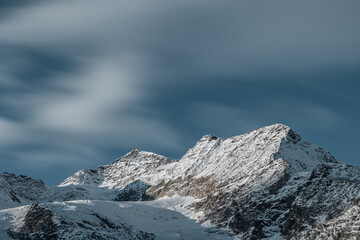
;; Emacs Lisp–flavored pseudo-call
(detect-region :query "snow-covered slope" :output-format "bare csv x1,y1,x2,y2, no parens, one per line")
0,150,175,207
1,123,360,239
57,148,175,201
176,124,337,179
149,124,338,198
0,200,232,240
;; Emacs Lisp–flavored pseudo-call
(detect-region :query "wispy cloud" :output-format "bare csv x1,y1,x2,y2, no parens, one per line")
0,0,359,183
0,0,358,80
31,57,140,132
0,117,26,145
0,54,183,173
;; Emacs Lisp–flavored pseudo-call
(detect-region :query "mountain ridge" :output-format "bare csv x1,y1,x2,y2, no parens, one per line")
1,123,359,239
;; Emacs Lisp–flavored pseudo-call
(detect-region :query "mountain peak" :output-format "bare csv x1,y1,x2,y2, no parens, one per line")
118,148,168,162
199,134,219,142
198,124,295,146
60,147,174,188
256,123,291,135
268,123,290,129
172,123,337,183
122,147,141,158
244,123,303,146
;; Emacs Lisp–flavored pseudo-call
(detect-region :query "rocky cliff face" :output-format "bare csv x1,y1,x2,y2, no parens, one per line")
294,199,360,240
1,124,360,239
0,173,49,206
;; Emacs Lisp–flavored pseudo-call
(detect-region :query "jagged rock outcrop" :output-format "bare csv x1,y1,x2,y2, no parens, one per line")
294,200,360,240
0,173,49,206
7,204,58,240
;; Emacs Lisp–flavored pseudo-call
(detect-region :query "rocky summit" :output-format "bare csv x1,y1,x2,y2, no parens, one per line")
0,124,359,239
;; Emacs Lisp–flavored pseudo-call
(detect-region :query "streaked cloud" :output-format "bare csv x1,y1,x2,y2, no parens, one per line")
0,0,359,184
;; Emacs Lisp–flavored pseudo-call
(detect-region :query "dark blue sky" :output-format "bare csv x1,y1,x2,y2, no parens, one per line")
0,0,359,185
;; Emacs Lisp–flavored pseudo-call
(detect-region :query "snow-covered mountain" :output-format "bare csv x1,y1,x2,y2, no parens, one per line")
57,149,175,202
60,149,174,189
1,123,360,239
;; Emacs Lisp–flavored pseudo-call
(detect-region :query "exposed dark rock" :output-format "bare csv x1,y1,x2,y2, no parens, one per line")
115,180,154,201
8,204,58,240
10,192,21,203
286,129,301,144
148,175,216,200
20,204,57,235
